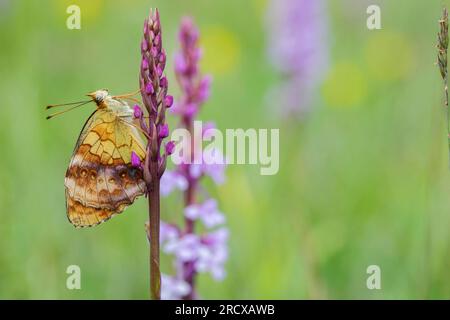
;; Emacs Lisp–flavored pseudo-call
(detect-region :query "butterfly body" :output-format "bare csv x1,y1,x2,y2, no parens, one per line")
63,90,147,228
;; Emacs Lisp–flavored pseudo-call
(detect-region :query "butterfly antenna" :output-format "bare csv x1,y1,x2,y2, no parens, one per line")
46,100,91,109
46,100,92,120
121,97,141,104
113,89,141,99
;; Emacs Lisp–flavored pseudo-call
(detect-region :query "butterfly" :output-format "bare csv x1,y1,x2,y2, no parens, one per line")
47,89,147,228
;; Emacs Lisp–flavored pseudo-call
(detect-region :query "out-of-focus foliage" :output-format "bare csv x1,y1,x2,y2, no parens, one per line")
0,0,449,299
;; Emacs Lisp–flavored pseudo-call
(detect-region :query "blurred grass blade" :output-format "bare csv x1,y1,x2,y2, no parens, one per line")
437,7,449,167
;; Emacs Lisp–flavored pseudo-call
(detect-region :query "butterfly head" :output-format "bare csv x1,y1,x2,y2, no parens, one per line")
87,89,109,107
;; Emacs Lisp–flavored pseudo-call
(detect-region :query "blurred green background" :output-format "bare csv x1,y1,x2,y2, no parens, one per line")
1,0,450,299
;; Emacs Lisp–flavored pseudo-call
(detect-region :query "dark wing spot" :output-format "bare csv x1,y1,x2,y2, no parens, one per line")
99,189,109,199
128,167,138,179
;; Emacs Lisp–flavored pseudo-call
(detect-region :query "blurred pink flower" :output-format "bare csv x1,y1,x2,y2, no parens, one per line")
161,274,191,300
189,135,227,184
160,224,229,281
197,228,229,280
266,0,329,118
185,199,226,228
160,17,228,299
160,170,188,196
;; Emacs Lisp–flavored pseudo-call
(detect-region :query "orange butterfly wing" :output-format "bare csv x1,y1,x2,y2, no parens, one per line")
64,109,147,228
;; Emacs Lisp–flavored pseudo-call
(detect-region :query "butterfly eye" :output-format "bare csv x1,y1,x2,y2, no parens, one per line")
80,169,88,178
90,171,97,180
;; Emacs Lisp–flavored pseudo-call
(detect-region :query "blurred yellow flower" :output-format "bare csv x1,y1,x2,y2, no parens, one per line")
322,62,368,108
252,0,268,19
52,0,104,23
364,31,415,81
200,26,241,76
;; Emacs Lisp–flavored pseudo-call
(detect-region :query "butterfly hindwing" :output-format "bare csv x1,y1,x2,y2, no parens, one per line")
64,108,147,228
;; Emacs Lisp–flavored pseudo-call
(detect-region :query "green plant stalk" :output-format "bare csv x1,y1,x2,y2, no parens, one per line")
148,160,161,300
438,7,449,167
